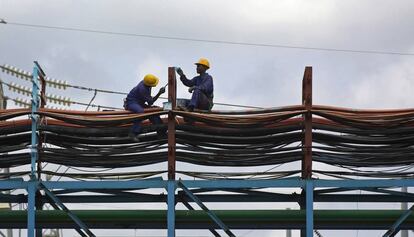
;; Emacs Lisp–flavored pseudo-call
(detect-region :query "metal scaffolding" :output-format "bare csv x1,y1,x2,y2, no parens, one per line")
1,63,414,237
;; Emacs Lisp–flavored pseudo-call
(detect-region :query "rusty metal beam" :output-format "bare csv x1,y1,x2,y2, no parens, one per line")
168,67,177,180
301,66,313,179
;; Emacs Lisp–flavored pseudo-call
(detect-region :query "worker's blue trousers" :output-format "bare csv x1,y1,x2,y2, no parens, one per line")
126,102,162,134
189,88,211,110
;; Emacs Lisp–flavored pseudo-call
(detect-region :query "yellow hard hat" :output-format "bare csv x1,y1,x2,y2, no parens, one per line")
195,58,210,69
143,74,159,87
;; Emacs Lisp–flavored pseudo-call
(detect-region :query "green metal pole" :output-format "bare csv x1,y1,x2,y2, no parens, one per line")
2,210,414,229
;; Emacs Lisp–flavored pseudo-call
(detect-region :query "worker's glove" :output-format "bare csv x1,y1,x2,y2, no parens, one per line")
158,87,166,94
176,67,184,77
188,86,195,93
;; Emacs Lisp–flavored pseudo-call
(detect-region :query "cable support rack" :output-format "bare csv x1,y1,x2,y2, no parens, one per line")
2,64,414,237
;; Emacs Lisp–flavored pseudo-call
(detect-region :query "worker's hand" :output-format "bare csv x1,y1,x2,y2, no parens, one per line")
188,86,195,93
158,87,166,94
176,67,184,77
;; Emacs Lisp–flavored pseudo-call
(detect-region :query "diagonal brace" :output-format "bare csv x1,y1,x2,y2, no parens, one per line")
382,204,414,237
43,190,87,237
39,182,96,237
179,196,222,237
178,180,235,237
363,188,414,198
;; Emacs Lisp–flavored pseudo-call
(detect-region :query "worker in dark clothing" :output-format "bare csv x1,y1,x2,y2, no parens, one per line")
176,58,214,111
125,74,166,141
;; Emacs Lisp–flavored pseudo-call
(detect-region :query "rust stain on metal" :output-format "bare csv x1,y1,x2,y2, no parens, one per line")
168,67,177,180
302,66,312,179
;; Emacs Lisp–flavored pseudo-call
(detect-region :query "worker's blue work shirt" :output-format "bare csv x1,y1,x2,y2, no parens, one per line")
126,80,153,107
180,73,214,99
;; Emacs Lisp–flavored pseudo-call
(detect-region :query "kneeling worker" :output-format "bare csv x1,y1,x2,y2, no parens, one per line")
176,58,214,111
125,74,166,141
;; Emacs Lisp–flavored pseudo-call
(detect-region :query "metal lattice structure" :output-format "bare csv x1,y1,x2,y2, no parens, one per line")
1,63,414,237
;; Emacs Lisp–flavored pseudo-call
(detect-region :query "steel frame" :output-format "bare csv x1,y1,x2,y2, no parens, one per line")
0,64,413,237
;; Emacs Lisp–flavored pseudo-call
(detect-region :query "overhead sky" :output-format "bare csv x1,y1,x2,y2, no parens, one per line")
1,0,414,236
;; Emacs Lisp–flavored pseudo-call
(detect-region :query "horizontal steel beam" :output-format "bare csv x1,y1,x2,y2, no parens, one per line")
0,179,27,189
1,210,414,230
314,179,414,188
2,178,414,191
3,193,414,203
42,179,166,190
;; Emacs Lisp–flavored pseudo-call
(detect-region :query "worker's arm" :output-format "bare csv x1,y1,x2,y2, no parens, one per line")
138,85,154,106
181,77,194,87
152,86,166,103
176,68,195,87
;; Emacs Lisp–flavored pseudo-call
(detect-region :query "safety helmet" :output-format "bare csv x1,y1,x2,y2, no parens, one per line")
195,58,210,69
143,74,159,87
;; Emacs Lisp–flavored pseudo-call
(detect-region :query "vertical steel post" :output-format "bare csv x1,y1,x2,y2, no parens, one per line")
301,66,313,179
168,67,177,180
286,208,292,237
28,63,41,237
34,61,46,237
167,67,177,237
30,64,40,183
0,78,6,109
401,186,408,237
167,181,175,237
35,61,46,180
27,181,36,237
301,67,313,237
0,79,12,237
306,180,314,237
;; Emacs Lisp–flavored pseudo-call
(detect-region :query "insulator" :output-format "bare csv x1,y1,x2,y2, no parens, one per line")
51,79,57,88
62,81,68,90
13,97,31,108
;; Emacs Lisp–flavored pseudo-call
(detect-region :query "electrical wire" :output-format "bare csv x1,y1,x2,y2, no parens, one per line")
2,66,262,109
85,89,98,111
2,21,414,56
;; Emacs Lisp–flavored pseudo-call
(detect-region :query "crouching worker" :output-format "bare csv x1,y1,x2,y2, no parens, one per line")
176,58,214,111
125,74,166,141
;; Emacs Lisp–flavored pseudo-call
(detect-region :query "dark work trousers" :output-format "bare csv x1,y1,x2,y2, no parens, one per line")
126,102,162,135
189,88,211,110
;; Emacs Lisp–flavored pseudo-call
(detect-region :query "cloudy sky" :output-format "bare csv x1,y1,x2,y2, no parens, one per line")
1,0,414,236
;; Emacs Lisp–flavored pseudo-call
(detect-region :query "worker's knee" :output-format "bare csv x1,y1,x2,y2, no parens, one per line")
127,103,144,113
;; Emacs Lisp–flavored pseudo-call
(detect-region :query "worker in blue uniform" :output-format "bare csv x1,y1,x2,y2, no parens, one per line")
176,58,214,111
125,74,166,141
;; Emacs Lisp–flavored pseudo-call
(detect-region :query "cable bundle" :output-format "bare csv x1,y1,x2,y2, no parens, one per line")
2,105,414,179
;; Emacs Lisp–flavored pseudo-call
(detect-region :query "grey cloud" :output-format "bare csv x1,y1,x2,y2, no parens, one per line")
1,1,414,236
